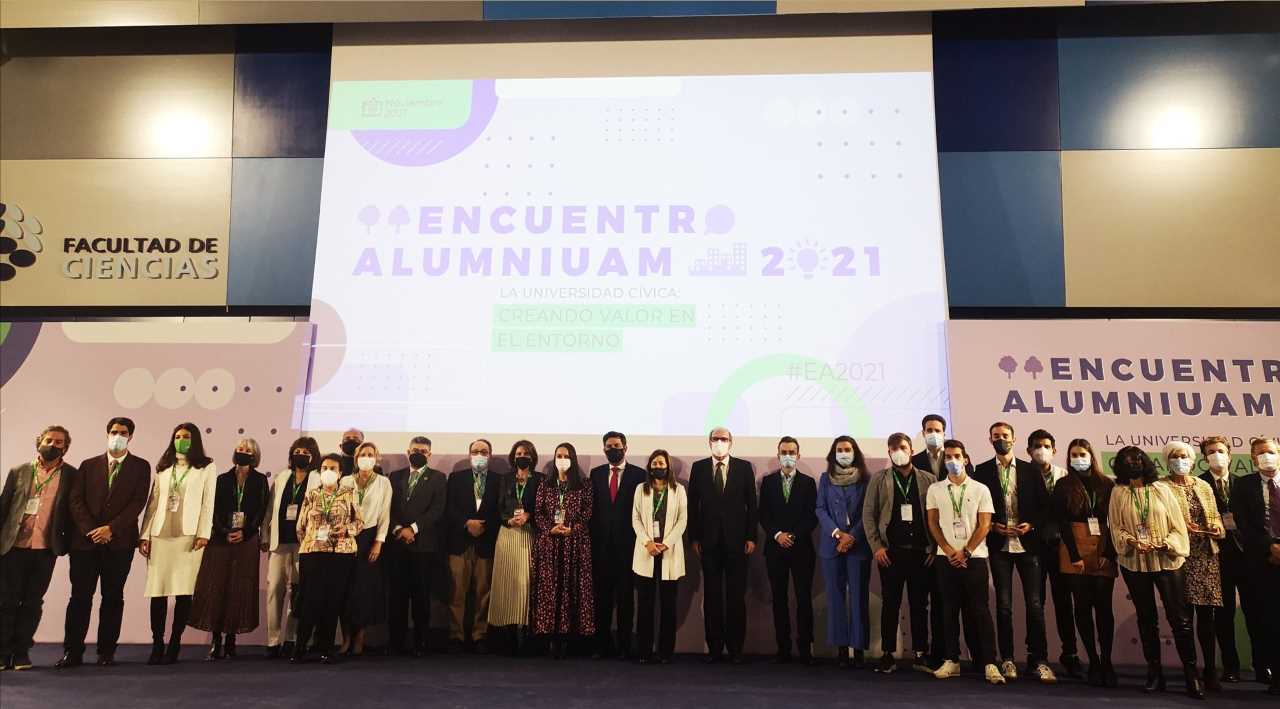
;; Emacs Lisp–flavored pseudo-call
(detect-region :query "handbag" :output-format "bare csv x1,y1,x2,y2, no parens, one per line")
1058,522,1117,578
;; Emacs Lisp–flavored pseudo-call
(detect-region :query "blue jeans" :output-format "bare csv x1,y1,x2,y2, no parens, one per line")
989,549,1047,665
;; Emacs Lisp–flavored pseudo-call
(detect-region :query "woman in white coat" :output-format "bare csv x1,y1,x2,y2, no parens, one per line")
139,422,217,665
340,441,391,656
631,449,687,665
260,436,321,658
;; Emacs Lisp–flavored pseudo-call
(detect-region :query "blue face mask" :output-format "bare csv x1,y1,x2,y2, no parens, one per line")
779,454,797,470
945,459,966,476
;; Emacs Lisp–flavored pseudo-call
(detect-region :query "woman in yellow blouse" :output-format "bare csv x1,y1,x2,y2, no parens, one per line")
1107,446,1200,699
291,453,361,664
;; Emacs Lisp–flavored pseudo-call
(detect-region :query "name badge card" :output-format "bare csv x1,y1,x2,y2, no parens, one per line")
951,519,968,541
900,504,913,522
230,511,246,529
315,525,330,542
285,504,299,521
1221,513,1235,531
1008,536,1025,553
651,519,662,539
1087,517,1101,536
554,509,566,525
24,497,40,516
167,491,181,512
1136,524,1150,543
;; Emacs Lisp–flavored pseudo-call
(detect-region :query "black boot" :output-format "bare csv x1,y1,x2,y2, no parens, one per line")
224,634,237,658
146,641,165,666
163,637,182,665
207,633,224,661
1102,660,1119,688
1184,664,1205,700
836,646,850,668
1143,664,1166,693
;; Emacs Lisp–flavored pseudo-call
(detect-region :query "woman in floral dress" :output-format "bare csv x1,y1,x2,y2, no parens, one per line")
531,442,595,658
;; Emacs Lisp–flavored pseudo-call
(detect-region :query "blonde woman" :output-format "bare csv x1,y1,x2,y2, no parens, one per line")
341,442,390,656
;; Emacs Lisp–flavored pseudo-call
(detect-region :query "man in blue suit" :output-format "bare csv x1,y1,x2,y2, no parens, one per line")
589,431,646,660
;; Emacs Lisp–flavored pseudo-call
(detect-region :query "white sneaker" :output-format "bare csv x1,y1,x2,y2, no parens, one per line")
1000,659,1019,680
1035,663,1057,684
933,659,962,679
985,663,1008,684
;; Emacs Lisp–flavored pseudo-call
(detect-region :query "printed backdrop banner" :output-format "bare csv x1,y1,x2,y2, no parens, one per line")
947,319,1280,470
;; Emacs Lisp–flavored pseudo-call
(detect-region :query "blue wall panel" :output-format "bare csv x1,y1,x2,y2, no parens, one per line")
484,1,775,20
228,158,323,307
939,151,1065,307
233,50,332,158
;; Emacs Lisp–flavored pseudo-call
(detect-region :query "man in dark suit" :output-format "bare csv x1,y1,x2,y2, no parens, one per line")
688,426,757,664
912,414,949,479
387,436,447,656
588,431,647,659
0,426,77,672
444,438,501,653
972,421,1055,683
338,428,364,477
1200,436,1255,684
758,436,817,664
59,417,150,669
1230,437,1280,695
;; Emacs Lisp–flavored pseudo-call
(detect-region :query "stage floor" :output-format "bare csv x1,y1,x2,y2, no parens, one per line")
1,645,1270,708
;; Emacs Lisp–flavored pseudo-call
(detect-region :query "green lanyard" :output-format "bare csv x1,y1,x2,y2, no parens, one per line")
1086,489,1098,514
557,479,567,509
782,473,793,503
1131,486,1151,524
290,474,307,505
357,475,372,506
235,481,246,511
407,468,425,498
653,488,668,516
172,464,191,493
515,479,527,504
998,463,1014,498
30,462,58,497
474,472,486,501
946,483,967,518
320,490,338,521
892,470,913,501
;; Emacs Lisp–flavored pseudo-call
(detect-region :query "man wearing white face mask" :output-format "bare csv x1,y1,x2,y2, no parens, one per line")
687,427,757,664
912,415,950,479
444,439,500,654
759,436,818,664
1028,429,1081,680
1228,437,1280,696
1198,436,1257,685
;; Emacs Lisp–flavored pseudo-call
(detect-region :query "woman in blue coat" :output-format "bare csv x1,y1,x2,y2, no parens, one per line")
816,435,872,668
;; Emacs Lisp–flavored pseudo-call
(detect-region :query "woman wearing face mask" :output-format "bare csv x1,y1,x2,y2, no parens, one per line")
816,435,871,668
1051,439,1117,687
340,442,391,657
189,438,269,660
632,450,687,665
1161,441,1225,692
139,423,217,665
293,454,362,664
488,440,542,655
262,437,321,658
532,442,595,659
1108,446,1200,699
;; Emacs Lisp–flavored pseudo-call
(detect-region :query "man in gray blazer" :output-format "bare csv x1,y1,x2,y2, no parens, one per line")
863,432,936,674
0,425,77,671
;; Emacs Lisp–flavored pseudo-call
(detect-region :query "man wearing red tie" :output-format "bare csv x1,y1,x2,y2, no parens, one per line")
589,432,647,660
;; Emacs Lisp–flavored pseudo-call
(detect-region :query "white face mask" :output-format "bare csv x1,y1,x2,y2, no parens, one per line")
554,458,572,473
320,469,339,487
1257,452,1278,472
779,454,797,470
1207,452,1230,471
357,456,376,472
924,432,944,450
1069,456,1092,472
107,434,129,454
1169,457,1193,475
834,451,854,467
710,440,730,458
945,459,966,476
1031,448,1054,465
471,454,489,472
889,450,911,467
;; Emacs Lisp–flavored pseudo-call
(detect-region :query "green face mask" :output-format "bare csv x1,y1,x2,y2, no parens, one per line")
174,438,192,455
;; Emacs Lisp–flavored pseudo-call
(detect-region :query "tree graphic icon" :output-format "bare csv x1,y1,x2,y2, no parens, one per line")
998,355,1018,379
1024,356,1044,379
388,205,410,234
358,205,380,234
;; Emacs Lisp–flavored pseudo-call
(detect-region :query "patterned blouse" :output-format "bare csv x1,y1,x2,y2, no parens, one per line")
296,485,362,554
1107,482,1190,573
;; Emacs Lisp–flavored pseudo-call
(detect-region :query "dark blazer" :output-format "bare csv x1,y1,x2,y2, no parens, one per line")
1201,471,1244,555
444,468,501,557
687,456,758,549
388,466,446,554
497,472,541,527
69,452,151,551
208,469,269,544
589,462,647,555
0,461,77,556
1230,473,1277,565
758,469,818,556
973,457,1049,554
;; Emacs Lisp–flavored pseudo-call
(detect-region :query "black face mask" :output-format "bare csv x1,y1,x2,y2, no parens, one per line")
649,467,668,479
605,448,626,465
341,440,359,456
992,440,1012,456
38,446,62,462
408,452,428,469
290,453,312,470
514,456,533,470
233,451,254,467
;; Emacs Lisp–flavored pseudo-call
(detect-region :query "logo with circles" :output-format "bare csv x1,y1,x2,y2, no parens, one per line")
0,202,44,282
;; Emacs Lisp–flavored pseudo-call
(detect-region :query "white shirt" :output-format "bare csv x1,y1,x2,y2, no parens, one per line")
343,473,391,542
926,475,995,559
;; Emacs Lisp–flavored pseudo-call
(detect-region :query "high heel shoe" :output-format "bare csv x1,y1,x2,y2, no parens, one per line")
852,650,865,669
206,633,224,661
224,634,237,658
1143,664,1166,693
1184,665,1206,700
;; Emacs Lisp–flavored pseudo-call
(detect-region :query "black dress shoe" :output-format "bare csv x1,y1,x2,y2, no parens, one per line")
702,653,721,664
96,653,116,667
266,645,281,659
1204,671,1222,692
1184,665,1205,700
836,646,850,668
851,650,865,669
320,654,338,665
1219,669,1239,683
55,652,84,669
771,653,791,665
281,641,295,657
659,656,672,665
730,654,745,665
1102,662,1119,688
1086,664,1103,687
639,656,654,665
1258,667,1274,685
1060,654,1084,679
1143,666,1166,693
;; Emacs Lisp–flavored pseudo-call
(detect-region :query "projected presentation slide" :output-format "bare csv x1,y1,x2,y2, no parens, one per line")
306,72,948,441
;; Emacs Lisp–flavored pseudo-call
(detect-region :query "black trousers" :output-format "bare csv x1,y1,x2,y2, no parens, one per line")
1250,560,1280,675
1216,546,1255,674
64,548,134,656
935,557,995,666
990,549,1047,664
764,544,814,653
387,546,435,652
878,546,930,653
1067,574,1114,664
1120,566,1196,669
0,548,57,656
1040,542,1077,658
298,553,355,654
593,537,635,655
701,539,747,656
634,559,677,659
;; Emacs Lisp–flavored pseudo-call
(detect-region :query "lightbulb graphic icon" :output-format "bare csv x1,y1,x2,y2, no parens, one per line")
786,239,827,279
796,248,820,279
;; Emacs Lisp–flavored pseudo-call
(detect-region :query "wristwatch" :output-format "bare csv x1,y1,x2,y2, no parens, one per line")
962,548,973,559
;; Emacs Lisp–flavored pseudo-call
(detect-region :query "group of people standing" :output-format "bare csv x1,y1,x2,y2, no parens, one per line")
0,416,1277,700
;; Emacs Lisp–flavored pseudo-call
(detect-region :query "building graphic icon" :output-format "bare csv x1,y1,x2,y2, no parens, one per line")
690,242,748,276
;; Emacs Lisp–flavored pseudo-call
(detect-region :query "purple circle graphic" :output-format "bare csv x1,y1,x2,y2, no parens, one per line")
351,80,499,167
705,205,735,234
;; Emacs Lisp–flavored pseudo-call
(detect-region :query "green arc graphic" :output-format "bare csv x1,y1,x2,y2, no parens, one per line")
705,354,872,435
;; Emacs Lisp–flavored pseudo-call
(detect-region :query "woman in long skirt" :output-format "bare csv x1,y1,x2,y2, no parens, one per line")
488,440,542,654
531,442,595,658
